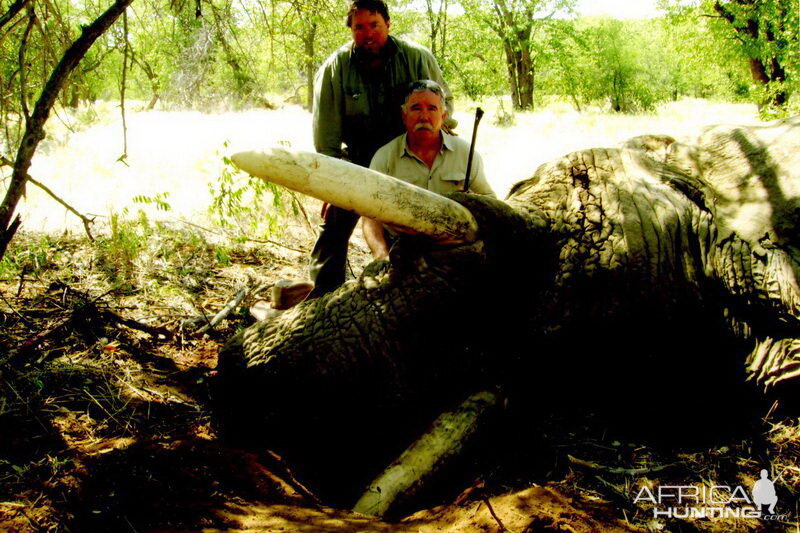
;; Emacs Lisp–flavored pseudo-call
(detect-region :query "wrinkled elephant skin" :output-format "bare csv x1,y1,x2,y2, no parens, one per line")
214,117,800,468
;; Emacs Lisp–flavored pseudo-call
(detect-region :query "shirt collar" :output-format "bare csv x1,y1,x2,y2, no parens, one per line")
401,131,452,161
441,131,455,152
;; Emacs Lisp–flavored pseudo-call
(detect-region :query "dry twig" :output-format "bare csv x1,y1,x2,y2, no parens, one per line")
27,176,95,240
196,286,248,333
568,455,680,476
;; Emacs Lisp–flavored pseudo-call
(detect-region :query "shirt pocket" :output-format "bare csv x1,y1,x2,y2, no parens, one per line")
440,173,465,193
344,88,369,118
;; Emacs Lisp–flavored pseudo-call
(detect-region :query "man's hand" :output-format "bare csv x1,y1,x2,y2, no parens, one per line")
362,217,390,259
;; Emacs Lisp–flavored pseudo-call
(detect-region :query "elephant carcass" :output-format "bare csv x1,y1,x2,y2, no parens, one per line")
214,116,800,454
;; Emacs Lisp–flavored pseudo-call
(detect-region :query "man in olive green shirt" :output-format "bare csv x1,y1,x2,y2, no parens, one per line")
363,80,495,259
307,0,455,298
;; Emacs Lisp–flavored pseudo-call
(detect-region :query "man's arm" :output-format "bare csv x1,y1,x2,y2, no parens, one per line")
362,217,390,259
467,152,496,198
312,58,344,158
362,146,393,258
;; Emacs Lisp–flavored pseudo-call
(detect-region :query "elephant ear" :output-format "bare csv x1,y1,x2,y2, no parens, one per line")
671,116,800,253
670,117,800,390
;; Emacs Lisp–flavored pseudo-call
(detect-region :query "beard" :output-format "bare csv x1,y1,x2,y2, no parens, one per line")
357,41,380,55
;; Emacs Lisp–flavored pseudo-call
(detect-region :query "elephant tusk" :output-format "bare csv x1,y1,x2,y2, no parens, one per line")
231,148,479,244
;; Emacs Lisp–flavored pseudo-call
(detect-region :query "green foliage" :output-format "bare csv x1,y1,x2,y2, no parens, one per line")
0,0,794,181
133,192,172,212
441,11,507,99
208,143,298,240
96,210,149,289
591,19,667,111
0,235,58,281
662,0,797,116
653,7,746,101
93,208,240,295
214,246,232,266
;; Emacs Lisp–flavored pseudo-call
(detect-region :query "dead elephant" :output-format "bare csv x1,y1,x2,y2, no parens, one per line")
213,116,800,502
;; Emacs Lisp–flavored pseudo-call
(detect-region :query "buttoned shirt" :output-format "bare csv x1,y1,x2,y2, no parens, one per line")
312,36,455,168
369,132,496,197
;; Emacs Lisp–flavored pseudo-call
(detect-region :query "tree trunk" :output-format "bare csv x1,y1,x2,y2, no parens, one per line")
425,0,447,62
713,0,790,110
516,47,534,109
303,23,317,112
506,47,533,110
747,55,788,109
0,0,133,260
501,41,520,109
130,53,160,110
500,31,534,110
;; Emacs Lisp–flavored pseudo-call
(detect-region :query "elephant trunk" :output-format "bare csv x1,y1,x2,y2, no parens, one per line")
231,148,479,244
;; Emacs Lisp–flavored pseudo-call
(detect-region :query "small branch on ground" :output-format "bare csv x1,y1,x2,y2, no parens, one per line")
289,191,317,239
182,285,250,333
100,308,172,340
567,455,680,476
483,496,517,533
5,280,171,366
27,175,95,240
176,219,309,254
264,450,325,508
6,315,73,364
245,236,308,254
0,288,35,328
593,474,636,507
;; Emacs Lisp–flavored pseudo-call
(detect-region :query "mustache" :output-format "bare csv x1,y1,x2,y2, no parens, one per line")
413,123,434,131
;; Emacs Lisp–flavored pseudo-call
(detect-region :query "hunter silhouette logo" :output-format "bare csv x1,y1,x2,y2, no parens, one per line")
633,468,789,521
752,469,778,515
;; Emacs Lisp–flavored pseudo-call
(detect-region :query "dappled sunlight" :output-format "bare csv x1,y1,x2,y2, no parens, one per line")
12,99,764,232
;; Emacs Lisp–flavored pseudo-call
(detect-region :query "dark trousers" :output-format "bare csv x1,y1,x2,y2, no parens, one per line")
308,206,361,298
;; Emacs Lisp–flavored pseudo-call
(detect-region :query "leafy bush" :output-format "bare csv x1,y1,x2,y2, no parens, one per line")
208,143,299,240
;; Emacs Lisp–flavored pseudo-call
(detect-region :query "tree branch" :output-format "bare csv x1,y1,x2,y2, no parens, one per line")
27,175,95,240
0,0,133,260
0,0,31,32
17,6,35,121
118,8,129,164
0,7,26,46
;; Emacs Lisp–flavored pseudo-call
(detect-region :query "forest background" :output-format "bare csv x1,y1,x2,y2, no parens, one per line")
0,0,797,261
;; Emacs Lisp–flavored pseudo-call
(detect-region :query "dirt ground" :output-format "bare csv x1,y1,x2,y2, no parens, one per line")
1,213,799,533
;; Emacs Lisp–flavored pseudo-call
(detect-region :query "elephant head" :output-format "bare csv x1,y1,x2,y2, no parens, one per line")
214,117,800,451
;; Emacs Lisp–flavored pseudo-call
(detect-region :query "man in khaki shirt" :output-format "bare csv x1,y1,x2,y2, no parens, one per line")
364,80,496,259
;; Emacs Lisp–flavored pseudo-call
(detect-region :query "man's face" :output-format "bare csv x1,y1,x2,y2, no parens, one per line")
403,90,446,142
350,9,390,55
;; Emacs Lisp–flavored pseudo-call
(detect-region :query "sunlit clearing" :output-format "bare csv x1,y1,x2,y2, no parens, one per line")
9,98,764,233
